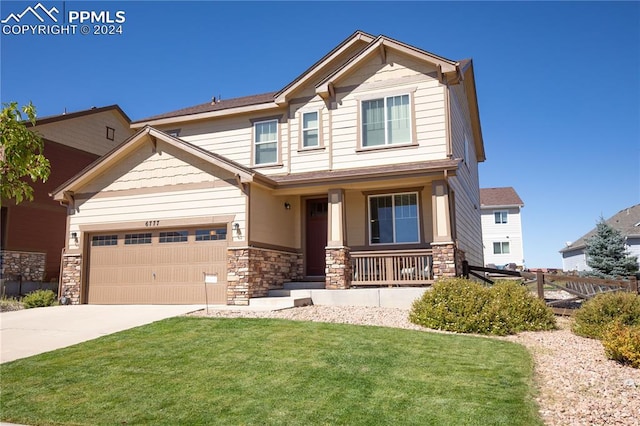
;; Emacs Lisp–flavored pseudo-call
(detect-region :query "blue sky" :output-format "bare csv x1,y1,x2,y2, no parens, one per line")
1,1,638,268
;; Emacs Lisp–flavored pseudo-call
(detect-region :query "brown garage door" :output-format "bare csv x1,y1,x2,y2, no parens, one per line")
87,226,228,304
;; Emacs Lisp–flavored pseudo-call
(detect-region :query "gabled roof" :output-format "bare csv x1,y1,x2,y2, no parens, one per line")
51,126,274,203
274,30,375,104
560,204,640,253
315,34,459,98
26,105,130,127
480,187,524,208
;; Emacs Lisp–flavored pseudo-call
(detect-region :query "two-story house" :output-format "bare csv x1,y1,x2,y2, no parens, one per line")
52,31,486,305
1,106,132,290
479,187,525,269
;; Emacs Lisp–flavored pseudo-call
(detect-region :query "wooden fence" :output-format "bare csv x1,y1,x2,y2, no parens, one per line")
462,261,639,315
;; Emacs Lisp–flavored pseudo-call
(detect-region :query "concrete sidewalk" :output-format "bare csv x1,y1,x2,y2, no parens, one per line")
0,304,206,363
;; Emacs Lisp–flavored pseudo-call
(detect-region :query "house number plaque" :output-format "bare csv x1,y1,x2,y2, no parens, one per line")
145,220,160,227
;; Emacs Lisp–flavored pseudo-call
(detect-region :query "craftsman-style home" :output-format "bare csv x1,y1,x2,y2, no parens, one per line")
52,31,486,305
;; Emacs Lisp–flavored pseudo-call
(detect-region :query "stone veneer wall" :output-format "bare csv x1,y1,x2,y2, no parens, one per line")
227,247,303,305
325,246,351,290
60,254,82,304
431,243,465,280
0,250,46,281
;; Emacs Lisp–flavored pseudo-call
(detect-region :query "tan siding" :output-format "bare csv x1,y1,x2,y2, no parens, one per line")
84,142,230,193
66,146,248,249
160,109,289,176
448,84,483,265
250,186,300,249
34,110,132,155
345,190,366,246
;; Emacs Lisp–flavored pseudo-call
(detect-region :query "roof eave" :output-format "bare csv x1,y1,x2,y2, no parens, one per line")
131,101,281,129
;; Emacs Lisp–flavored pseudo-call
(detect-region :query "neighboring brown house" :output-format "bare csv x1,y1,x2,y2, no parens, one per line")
1,106,132,286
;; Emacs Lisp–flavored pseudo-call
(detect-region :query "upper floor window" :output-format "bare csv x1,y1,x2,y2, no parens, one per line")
254,119,278,165
106,126,115,141
494,211,508,224
302,111,319,148
493,241,510,254
369,192,419,244
362,94,410,147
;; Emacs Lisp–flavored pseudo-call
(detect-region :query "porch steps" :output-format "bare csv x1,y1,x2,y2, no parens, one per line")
247,281,324,310
268,281,325,297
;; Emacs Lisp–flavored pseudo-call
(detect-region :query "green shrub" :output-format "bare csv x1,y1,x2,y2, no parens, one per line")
572,292,640,339
602,322,640,368
22,289,57,309
409,278,556,336
0,296,23,312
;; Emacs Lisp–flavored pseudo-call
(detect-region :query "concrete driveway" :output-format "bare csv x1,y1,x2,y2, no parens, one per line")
0,304,205,363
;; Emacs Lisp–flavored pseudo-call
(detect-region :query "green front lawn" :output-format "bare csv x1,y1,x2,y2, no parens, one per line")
0,317,542,425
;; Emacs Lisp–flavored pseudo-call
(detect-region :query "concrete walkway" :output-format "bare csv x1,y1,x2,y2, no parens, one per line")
0,304,207,363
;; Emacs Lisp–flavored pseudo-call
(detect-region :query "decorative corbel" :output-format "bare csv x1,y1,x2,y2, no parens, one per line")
378,43,386,63
436,65,444,84
63,190,75,210
328,82,336,99
150,135,157,153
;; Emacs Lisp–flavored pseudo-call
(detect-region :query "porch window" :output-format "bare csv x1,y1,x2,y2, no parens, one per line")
493,241,510,254
302,111,319,148
494,211,508,224
254,119,278,165
369,192,419,244
362,94,410,147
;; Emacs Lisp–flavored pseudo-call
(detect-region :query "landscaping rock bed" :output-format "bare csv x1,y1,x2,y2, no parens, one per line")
193,305,640,426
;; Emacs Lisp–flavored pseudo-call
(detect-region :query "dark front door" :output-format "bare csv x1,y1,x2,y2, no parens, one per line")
306,198,328,276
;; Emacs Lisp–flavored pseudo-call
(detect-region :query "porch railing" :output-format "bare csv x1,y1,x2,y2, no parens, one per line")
351,249,433,287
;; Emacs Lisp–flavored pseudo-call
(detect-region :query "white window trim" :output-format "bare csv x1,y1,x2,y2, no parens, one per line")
252,118,280,166
493,241,510,254
356,87,417,151
368,191,420,245
299,109,323,150
494,210,508,224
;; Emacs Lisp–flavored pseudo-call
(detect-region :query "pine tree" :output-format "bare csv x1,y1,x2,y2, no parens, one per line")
584,218,639,278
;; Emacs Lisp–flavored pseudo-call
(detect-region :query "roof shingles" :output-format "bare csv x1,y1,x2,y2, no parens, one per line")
480,187,524,207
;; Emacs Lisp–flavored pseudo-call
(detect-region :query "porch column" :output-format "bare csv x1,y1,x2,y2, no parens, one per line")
431,181,461,279
60,253,82,304
325,189,351,289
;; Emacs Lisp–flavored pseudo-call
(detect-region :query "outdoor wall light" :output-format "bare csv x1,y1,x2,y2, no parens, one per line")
284,202,291,210
71,232,78,243
233,223,241,236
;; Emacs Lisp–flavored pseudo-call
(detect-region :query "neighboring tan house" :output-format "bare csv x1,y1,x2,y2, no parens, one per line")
1,106,132,286
560,204,640,272
479,187,525,269
52,31,486,305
